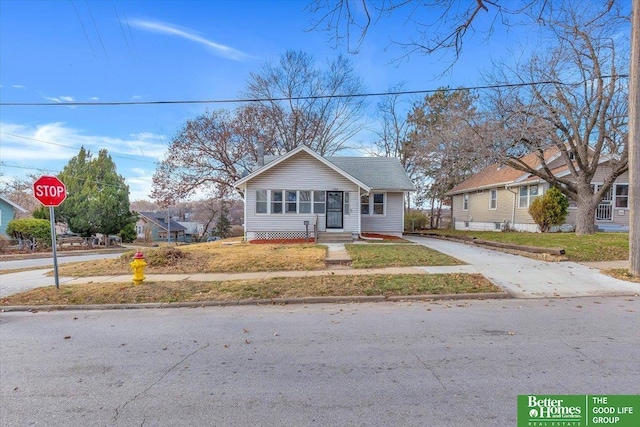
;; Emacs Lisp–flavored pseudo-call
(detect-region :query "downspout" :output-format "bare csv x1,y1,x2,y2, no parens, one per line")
241,188,247,241
505,185,517,228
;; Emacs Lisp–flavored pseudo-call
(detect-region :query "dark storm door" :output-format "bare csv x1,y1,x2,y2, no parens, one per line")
326,191,343,229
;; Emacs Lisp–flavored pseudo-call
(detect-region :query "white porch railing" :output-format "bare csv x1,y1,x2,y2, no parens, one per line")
595,203,612,221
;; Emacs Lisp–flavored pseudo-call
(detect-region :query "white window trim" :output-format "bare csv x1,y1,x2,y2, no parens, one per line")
518,184,541,209
361,192,386,216
489,189,497,210
462,193,469,212
256,189,328,215
614,184,629,210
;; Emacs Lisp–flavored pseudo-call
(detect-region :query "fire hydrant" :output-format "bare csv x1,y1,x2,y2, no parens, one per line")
130,250,147,285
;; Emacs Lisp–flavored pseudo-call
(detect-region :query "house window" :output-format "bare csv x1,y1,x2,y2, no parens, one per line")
489,189,497,210
313,191,325,214
285,190,297,213
256,190,268,214
519,185,540,208
462,194,469,211
361,194,369,214
344,192,350,215
615,184,629,208
136,224,144,235
271,190,283,214
299,191,312,213
373,193,384,215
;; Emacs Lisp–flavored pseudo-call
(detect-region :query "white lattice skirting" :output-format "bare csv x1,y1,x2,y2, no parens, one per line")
249,231,312,240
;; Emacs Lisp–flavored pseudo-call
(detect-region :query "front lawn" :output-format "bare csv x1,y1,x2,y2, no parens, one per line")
422,230,628,262
346,243,464,268
1,274,500,306
56,241,327,276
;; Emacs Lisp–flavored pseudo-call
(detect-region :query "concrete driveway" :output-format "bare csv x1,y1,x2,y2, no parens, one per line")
406,236,640,298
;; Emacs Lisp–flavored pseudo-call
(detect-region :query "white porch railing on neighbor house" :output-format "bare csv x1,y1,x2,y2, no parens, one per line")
595,203,613,221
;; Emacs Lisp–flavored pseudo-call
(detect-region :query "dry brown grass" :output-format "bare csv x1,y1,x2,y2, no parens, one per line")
602,268,640,283
55,241,327,277
1,274,501,306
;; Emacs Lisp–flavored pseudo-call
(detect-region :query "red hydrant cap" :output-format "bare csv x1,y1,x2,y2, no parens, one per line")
133,250,145,259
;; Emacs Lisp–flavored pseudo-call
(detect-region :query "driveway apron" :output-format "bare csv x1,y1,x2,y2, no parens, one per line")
405,236,640,298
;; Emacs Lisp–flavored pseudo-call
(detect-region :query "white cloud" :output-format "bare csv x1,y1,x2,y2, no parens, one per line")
41,95,75,103
12,84,25,89
131,95,143,100
0,121,169,201
89,96,100,101
130,19,252,61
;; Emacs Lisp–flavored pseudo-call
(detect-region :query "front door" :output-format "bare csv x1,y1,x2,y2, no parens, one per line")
326,191,343,229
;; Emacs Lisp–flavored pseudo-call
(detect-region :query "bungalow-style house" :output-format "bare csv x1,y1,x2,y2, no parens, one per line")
0,195,28,237
177,221,205,242
233,146,415,242
447,150,630,232
135,211,187,242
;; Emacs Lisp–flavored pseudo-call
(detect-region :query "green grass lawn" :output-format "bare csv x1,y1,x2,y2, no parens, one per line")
346,243,465,268
422,230,629,262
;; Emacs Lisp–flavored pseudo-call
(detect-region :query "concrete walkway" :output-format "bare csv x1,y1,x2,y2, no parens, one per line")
1,238,638,300
405,236,639,298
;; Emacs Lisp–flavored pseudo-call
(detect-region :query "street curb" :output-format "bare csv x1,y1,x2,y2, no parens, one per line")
0,292,510,312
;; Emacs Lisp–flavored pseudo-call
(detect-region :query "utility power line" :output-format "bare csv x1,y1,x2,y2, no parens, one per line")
0,75,628,107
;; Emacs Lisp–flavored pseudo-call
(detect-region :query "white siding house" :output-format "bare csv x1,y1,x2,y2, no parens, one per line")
233,146,415,241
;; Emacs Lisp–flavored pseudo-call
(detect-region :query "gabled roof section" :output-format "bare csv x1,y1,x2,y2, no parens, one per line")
233,146,372,191
0,195,28,213
137,211,187,232
447,149,560,195
327,157,416,191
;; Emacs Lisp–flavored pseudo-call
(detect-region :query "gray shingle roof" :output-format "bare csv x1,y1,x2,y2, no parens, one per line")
264,153,414,191
327,157,415,191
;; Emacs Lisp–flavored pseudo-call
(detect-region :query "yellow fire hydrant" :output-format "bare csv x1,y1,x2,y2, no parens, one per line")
130,250,147,285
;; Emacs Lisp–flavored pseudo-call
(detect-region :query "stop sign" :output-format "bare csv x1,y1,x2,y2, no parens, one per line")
33,176,67,207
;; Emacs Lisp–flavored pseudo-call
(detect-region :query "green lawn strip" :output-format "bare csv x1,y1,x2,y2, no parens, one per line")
1,274,500,306
346,243,465,268
422,230,628,262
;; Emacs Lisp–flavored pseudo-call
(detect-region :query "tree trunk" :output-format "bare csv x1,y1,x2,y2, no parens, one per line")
574,201,597,235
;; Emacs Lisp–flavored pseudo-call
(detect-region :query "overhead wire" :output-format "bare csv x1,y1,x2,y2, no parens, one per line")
0,74,628,107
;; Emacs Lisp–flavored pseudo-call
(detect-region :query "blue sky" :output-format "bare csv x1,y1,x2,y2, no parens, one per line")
1,0,549,201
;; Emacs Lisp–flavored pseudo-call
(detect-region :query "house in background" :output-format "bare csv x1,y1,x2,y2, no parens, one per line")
447,151,630,232
177,221,205,242
0,195,28,237
233,146,415,242
135,211,187,242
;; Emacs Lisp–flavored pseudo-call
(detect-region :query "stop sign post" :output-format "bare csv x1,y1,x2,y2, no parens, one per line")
33,176,67,289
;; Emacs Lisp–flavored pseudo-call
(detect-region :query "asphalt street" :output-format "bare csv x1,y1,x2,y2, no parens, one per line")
2,297,639,426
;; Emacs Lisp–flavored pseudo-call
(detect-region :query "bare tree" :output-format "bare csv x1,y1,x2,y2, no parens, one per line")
307,0,547,62
0,175,40,216
487,3,628,235
152,51,366,204
245,50,367,155
370,84,417,209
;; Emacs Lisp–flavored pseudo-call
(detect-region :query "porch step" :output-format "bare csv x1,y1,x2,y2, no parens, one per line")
316,232,354,243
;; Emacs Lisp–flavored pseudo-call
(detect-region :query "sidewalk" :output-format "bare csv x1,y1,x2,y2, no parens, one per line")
405,236,639,298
